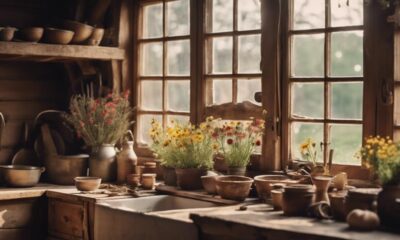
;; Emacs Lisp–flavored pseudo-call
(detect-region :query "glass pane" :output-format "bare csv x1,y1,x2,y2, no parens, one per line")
293,0,325,30
167,40,190,76
141,81,162,111
291,122,324,161
394,130,400,142
331,0,363,27
209,0,233,32
331,31,363,77
142,42,163,76
238,0,261,30
212,79,232,105
394,87,400,125
166,0,190,36
292,83,324,119
292,34,324,77
167,115,190,125
330,124,362,165
237,79,261,105
143,3,163,38
167,80,190,112
139,114,162,144
210,37,233,74
238,35,261,73
331,82,363,119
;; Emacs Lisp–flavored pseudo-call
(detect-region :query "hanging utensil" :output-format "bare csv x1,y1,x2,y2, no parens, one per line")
11,122,38,166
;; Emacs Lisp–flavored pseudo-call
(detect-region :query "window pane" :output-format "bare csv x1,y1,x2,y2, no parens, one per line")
139,114,162,144
293,0,325,30
143,3,163,38
395,87,400,126
331,0,363,27
291,122,324,161
292,83,324,119
209,0,233,32
292,34,324,77
394,129,400,142
167,40,190,75
238,0,261,30
167,115,190,125
331,82,363,120
237,79,261,105
212,79,232,105
331,31,363,77
141,81,163,111
167,80,190,112
238,35,261,73
142,42,163,76
167,0,190,36
330,124,362,165
210,37,233,74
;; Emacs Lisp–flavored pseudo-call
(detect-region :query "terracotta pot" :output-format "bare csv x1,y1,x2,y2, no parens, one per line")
329,191,347,221
116,140,137,184
44,28,74,44
74,177,101,192
163,166,177,186
18,27,44,42
89,144,117,182
175,168,206,190
201,175,218,194
213,155,228,173
141,173,156,190
271,189,284,210
313,176,332,204
254,175,298,202
377,185,400,229
63,20,94,44
227,167,246,176
282,184,315,216
345,188,380,215
0,27,17,41
216,176,254,201
126,173,140,188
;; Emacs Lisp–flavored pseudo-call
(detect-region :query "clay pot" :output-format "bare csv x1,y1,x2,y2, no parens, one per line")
44,28,74,44
313,176,332,204
201,175,218,194
175,168,207,190
63,20,94,44
254,175,297,202
213,155,228,173
74,177,101,192
271,189,284,210
282,184,315,216
0,27,17,41
18,27,44,42
377,185,400,229
126,173,141,188
216,176,254,201
141,173,156,190
227,167,246,176
163,166,177,186
329,191,347,221
345,188,380,215
87,28,104,46
143,161,157,174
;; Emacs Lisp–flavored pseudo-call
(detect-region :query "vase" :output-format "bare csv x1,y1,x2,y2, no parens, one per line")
89,144,117,182
175,168,206,190
162,166,177,186
377,185,400,229
227,166,246,176
313,176,332,204
116,140,137,184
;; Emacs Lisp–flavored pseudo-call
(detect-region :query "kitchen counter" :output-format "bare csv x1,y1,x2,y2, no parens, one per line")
0,183,74,200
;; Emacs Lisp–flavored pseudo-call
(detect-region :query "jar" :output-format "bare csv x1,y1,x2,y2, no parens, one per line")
345,188,380,215
282,184,315,216
143,162,157,174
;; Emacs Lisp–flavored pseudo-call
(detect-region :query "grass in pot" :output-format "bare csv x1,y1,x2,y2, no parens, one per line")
65,91,133,182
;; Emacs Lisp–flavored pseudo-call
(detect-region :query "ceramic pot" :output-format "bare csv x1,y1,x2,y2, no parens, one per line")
282,184,315,216
201,175,218,194
163,166,177,186
216,176,254,201
44,28,74,44
0,27,17,41
18,27,44,42
213,155,228,173
377,185,400,229
89,144,117,182
87,28,104,46
175,168,206,190
116,140,137,183
313,176,332,204
143,161,157,174
141,173,156,190
329,191,347,221
271,189,284,210
227,166,246,176
126,173,141,188
254,175,298,202
345,188,380,215
63,20,94,44
74,177,101,191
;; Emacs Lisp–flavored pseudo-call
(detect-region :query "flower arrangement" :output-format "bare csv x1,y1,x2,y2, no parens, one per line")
360,136,400,185
65,91,133,148
300,138,318,166
211,118,265,168
149,117,217,170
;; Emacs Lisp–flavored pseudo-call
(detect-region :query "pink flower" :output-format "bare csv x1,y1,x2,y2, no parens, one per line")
227,139,234,145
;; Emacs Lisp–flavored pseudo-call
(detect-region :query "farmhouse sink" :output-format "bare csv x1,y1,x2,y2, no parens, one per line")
94,195,221,240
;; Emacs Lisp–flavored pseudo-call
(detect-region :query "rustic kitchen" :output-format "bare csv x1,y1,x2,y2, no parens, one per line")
0,0,399,239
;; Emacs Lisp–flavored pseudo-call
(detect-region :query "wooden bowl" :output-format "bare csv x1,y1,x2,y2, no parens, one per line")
201,175,218,194
74,177,101,191
44,28,74,44
254,175,298,201
0,27,17,41
19,27,44,42
216,176,254,201
63,20,94,44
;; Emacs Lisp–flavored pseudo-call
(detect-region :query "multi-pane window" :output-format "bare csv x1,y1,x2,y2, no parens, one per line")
204,0,262,108
137,0,191,144
288,0,364,165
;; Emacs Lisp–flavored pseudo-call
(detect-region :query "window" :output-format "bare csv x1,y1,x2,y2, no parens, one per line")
286,0,364,165
136,0,191,145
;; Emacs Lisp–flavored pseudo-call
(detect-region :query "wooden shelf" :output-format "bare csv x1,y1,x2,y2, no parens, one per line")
0,42,125,62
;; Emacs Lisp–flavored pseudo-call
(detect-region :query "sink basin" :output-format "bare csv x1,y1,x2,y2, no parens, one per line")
94,195,221,240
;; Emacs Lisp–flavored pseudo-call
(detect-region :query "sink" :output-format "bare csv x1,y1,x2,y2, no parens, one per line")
94,195,221,240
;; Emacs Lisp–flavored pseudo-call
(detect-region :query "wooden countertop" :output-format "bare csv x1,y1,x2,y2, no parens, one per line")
0,184,75,200
190,204,400,240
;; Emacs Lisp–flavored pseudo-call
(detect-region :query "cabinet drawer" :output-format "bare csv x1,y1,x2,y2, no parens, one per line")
48,199,84,239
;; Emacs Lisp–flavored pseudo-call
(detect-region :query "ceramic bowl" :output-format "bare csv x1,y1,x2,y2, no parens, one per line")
19,27,44,42
201,175,218,194
254,175,298,201
44,28,74,44
74,177,101,191
0,27,17,41
87,28,104,46
216,175,254,201
63,20,94,44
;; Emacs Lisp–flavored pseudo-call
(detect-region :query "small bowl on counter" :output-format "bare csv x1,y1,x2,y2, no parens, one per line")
0,27,17,41
0,165,45,187
18,27,44,42
74,177,101,192
44,28,74,45
63,20,94,44
216,175,254,201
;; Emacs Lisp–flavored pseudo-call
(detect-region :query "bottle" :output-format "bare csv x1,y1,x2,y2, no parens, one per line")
116,131,138,184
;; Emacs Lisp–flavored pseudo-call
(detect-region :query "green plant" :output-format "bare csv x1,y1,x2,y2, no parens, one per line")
65,91,133,148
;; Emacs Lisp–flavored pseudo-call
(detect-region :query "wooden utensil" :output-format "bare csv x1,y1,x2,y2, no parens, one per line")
11,122,38,166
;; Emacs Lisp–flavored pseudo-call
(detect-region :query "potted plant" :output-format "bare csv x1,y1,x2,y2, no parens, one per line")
150,118,217,189
212,118,265,176
65,91,132,182
360,136,400,228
